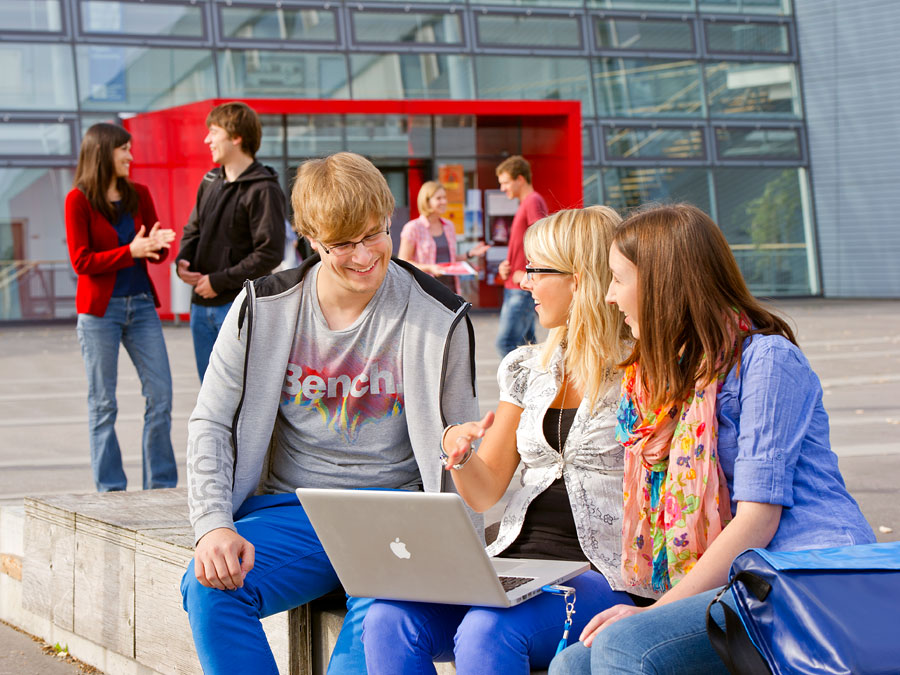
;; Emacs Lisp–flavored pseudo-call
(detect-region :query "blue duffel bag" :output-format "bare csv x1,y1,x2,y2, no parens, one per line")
706,541,900,675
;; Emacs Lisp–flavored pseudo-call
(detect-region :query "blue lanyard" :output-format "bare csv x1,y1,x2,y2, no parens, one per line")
542,584,577,656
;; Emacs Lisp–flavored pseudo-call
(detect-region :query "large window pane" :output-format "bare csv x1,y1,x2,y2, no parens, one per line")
583,168,603,207
351,53,473,100
706,62,800,118
221,6,337,42
715,127,800,159
352,10,462,45
0,123,71,156
77,46,215,111
604,126,705,159
714,167,811,295
594,58,703,118
219,50,348,99
705,21,790,54
80,1,203,37
698,0,791,16
587,0,695,10
345,115,431,157
435,115,476,157
476,14,580,49
477,56,594,115
594,18,694,51
0,167,76,321
602,166,711,213
0,43,76,110
1,0,62,31
287,115,344,157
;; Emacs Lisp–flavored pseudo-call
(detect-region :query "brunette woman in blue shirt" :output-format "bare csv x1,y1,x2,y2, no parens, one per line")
550,203,874,675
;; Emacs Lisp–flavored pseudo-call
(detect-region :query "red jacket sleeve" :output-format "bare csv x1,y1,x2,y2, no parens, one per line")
64,189,134,276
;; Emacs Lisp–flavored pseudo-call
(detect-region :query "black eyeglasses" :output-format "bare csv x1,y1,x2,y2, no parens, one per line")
524,266,568,282
319,228,390,257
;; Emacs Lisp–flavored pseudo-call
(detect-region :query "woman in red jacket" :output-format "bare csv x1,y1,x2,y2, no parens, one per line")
65,123,178,492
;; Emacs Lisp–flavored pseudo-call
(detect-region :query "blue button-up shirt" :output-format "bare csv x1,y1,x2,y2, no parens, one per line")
716,335,875,551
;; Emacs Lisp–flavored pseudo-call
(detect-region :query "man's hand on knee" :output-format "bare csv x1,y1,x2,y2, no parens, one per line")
194,527,255,591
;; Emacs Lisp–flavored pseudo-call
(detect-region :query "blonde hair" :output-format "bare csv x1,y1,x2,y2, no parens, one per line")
523,206,629,412
416,181,445,217
291,152,395,242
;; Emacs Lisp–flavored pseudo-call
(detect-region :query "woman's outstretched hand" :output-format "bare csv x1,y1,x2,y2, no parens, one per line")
442,411,495,470
580,604,649,647
130,222,175,260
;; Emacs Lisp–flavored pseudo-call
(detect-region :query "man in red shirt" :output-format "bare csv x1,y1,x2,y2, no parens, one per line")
495,155,548,357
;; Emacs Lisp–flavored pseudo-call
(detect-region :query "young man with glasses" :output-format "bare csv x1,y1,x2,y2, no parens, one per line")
175,101,286,382
181,152,481,675
495,155,548,357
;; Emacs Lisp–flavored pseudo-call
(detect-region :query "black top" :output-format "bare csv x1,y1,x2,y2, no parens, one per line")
498,407,587,565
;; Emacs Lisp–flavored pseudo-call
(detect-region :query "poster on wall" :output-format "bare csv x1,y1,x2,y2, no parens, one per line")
87,46,127,103
439,163,465,234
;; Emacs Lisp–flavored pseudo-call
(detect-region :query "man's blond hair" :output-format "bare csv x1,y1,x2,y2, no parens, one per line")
291,152,395,243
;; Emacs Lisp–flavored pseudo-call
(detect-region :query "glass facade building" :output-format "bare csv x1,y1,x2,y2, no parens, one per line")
1,0,820,322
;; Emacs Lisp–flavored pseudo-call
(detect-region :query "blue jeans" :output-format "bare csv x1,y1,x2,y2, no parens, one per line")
75,294,177,492
548,587,734,675
363,570,634,675
496,287,536,358
189,302,231,382
181,494,370,675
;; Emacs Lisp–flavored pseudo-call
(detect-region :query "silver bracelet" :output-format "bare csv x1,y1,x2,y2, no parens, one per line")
439,424,475,470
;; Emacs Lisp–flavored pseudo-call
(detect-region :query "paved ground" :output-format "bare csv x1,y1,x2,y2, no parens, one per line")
1,298,898,672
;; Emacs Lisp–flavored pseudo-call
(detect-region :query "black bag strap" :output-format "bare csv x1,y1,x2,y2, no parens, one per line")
706,571,774,675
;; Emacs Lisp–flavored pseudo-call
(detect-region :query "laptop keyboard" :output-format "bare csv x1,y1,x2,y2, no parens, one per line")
499,575,535,592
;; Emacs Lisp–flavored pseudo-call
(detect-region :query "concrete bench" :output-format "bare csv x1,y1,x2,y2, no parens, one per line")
13,489,496,674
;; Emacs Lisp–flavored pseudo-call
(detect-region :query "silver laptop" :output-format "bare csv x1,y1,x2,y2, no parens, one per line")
295,488,589,608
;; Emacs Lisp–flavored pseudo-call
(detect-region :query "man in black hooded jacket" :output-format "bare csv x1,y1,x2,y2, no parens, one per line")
176,101,285,381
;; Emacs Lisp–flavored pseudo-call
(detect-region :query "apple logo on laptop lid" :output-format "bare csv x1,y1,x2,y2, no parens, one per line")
390,537,411,559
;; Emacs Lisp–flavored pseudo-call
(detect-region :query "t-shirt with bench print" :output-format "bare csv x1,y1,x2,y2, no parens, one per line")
262,263,422,494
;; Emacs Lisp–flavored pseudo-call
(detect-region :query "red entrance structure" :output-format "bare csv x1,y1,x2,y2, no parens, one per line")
125,99,582,319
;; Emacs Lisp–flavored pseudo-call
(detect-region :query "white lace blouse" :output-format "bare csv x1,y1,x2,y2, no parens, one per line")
485,344,646,595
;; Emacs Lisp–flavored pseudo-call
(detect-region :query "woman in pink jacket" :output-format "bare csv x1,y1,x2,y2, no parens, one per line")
398,181,488,293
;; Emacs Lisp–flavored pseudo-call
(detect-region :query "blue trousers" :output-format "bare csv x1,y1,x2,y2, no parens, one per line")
548,587,734,675
363,570,633,675
495,288,536,358
181,493,370,675
75,293,176,492
189,302,231,382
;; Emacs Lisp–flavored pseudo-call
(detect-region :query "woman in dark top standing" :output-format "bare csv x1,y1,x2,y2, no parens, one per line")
65,123,178,492
363,207,654,674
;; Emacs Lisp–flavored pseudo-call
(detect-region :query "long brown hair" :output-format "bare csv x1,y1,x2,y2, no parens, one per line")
73,123,138,223
615,203,796,409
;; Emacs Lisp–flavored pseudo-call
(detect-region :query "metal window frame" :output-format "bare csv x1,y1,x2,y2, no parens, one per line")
702,15,794,58
348,6,466,50
589,13,697,55
215,1,341,49
711,121,806,164
74,0,211,46
600,122,708,163
472,7,585,54
0,114,77,164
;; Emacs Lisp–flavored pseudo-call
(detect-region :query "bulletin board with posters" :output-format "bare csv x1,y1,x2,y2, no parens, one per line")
438,163,465,234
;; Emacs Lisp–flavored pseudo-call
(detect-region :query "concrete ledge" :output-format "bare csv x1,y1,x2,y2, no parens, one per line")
2,494,547,675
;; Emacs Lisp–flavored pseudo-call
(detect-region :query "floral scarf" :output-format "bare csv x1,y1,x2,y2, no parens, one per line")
615,330,745,592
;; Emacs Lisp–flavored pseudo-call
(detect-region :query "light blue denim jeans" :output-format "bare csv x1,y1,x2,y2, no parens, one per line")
76,293,177,492
495,287,536,358
548,587,734,675
189,301,232,382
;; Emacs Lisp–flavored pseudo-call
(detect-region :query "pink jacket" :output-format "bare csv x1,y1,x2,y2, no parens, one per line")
399,215,459,266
